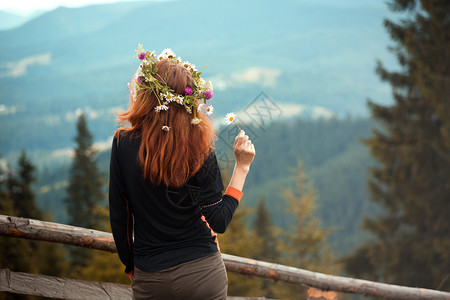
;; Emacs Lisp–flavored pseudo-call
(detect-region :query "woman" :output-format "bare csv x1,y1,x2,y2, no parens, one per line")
109,46,255,300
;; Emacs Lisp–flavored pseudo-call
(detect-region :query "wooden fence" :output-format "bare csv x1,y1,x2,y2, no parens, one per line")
1,214,449,300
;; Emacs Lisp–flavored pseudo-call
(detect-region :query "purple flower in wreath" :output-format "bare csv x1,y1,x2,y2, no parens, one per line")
136,77,142,84
184,87,193,95
203,90,214,100
138,52,146,60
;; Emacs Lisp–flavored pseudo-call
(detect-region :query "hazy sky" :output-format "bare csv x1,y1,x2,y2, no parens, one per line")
1,0,384,16
0,0,152,15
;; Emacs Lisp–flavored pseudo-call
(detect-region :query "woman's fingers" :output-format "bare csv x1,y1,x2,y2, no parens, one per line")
233,129,255,169
249,143,255,153
235,133,251,150
234,130,248,147
235,130,245,139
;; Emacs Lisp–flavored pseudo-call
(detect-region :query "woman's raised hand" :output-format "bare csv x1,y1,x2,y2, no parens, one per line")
233,130,255,172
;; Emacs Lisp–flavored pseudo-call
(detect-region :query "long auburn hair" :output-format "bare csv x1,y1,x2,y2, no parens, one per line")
115,59,216,187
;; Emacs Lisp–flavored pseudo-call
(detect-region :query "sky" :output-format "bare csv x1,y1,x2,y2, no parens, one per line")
0,0,384,16
0,0,153,15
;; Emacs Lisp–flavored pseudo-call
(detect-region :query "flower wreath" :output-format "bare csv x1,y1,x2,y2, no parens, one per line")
128,44,214,131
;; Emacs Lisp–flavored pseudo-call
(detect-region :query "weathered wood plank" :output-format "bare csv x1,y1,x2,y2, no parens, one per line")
1,214,450,300
0,214,116,252
223,253,450,300
0,269,132,299
0,269,273,300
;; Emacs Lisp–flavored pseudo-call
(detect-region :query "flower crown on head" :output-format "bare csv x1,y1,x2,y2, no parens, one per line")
128,44,214,131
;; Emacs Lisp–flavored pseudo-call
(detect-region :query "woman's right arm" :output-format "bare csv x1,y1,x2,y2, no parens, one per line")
199,131,255,233
227,130,256,192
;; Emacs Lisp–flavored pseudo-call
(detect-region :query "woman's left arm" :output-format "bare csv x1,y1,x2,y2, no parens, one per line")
199,187,242,233
108,136,134,275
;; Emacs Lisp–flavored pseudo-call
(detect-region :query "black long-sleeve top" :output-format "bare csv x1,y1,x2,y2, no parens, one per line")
109,132,241,273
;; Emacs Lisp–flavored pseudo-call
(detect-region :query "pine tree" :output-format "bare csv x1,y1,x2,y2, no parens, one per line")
345,0,450,292
252,198,279,262
0,158,36,300
0,153,67,299
65,113,105,268
7,151,42,219
274,162,338,300
251,198,280,298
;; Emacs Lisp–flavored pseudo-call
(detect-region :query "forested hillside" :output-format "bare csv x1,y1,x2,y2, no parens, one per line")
34,116,376,256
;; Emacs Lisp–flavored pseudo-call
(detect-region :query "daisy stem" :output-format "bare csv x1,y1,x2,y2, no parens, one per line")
152,89,162,106
233,120,242,132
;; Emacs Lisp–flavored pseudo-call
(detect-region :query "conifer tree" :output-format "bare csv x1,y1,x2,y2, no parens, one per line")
274,162,338,300
7,151,42,219
345,0,450,291
0,153,67,299
252,198,279,262
0,158,37,300
65,113,105,268
251,198,280,298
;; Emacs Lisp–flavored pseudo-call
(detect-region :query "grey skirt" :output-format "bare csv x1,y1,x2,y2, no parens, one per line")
132,252,228,300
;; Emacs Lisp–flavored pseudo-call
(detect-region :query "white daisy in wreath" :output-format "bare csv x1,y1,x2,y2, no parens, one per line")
155,105,169,112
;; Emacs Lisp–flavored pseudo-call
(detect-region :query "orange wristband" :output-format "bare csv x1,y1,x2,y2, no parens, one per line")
225,186,243,201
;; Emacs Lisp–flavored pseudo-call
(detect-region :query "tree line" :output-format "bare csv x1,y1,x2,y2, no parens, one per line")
0,113,338,299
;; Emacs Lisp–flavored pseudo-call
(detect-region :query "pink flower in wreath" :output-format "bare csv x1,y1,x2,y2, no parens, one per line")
184,87,193,95
203,90,214,100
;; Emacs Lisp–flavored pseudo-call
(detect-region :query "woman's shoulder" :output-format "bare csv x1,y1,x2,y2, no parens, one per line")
203,150,218,169
190,149,221,182
113,129,141,148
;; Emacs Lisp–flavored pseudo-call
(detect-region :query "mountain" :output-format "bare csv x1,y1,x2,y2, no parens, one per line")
0,11,37,31
0,11,27,31
0,0,394,156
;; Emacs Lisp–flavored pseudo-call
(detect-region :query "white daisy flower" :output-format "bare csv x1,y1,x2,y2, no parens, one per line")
155,105,169,112
176,56,183,64
183,61,197,71
173,95,184,105
205,105,214,115
162,125,170,131
163,92,174,102
160,48,175,59
197,103,205,112
225,112,237,125
191,118,202,125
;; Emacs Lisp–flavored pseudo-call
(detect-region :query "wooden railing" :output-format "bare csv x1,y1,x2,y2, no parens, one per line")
1,214,449,300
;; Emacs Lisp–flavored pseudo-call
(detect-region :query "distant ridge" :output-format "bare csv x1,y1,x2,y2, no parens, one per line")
0,0,393,155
